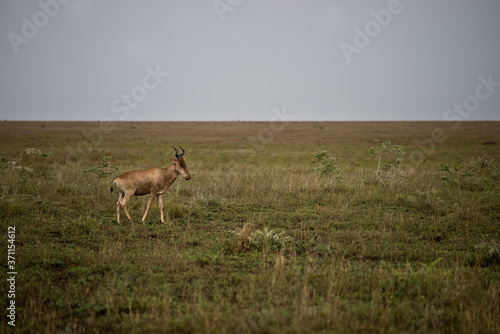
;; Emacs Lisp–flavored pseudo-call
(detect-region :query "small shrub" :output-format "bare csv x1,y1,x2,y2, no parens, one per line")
440,163,476,189
83,156,119,202
83,156,118,180
249,227,292,252
1,147,51,180
369,140,405,179
313,150,342,180
440,156,499,192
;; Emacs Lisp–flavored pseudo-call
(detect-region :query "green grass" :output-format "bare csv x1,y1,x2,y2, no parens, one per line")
1,121,500,333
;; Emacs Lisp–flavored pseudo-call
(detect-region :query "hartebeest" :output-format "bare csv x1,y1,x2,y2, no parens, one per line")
111,146,191,224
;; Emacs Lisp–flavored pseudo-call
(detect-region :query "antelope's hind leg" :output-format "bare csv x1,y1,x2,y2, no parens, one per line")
120,192,134,224
142,194,155,224
116,189,124,224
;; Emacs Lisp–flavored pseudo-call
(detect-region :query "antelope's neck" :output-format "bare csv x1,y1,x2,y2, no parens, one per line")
162,164,178,184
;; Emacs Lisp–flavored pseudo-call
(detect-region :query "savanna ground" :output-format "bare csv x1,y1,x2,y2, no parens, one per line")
1,121,499,333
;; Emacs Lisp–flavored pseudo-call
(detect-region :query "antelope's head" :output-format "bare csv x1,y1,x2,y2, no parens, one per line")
172,146,191,180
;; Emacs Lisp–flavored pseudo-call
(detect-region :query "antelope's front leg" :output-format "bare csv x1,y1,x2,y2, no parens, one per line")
142,194,155,224
158,194,165,223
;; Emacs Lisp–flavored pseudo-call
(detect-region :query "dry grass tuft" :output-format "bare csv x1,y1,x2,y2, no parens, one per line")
232,221,254,252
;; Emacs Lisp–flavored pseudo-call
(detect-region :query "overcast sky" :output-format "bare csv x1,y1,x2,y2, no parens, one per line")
1,0,499,121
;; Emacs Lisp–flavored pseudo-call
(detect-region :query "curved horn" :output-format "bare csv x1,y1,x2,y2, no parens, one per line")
172,146,185,159
172,146,179,159
178,146,185,158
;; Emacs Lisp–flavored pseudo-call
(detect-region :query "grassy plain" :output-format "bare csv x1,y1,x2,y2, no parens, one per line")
1,121,499,333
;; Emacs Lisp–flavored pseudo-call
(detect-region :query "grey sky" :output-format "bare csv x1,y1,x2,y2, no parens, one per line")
1,0,499,121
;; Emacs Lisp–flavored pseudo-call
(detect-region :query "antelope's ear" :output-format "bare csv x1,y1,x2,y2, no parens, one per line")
170,158,176,163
